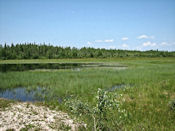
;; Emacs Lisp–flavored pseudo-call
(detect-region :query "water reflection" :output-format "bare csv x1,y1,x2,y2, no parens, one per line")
0,87,46,102
0,63,126,72
107,84,133,92
0,63,82,72
108,84,126,92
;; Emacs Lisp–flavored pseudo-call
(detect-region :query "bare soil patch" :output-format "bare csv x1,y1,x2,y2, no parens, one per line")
0,102,85,131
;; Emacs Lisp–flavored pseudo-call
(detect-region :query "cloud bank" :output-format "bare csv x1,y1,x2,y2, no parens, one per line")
87,39,114,45
137,35,154,39
122,44,129,48
142,41,157,47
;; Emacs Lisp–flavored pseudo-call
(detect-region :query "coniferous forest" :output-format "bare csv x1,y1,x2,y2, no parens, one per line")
0,43,175,60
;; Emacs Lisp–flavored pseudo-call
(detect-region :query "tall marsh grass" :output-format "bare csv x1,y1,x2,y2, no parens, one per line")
0,58,175,130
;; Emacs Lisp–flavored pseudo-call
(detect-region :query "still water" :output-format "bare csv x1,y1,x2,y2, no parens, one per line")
0,63,127,101
0,63,126,72
0,87,46,102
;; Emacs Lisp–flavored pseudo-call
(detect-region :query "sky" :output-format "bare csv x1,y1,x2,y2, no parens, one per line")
0,0,175,51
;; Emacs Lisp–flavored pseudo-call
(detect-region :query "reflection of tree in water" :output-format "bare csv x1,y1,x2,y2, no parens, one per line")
0,87,48,102
0,63,126,72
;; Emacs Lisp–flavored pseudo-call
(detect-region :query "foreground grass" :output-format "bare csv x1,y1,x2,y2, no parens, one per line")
0,57,175,130
0,98,14,110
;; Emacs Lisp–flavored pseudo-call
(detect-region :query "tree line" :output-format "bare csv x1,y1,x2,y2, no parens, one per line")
0,43,175,59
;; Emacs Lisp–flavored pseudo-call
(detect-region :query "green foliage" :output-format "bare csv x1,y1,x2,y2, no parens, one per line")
65,88,127,130
65,98,91,116
0,43,175,60
20,124,36,131
0,58,175,130
0,98,14,110
58,123,71,131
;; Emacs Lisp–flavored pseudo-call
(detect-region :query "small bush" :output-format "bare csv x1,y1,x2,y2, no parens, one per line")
65,88,128,130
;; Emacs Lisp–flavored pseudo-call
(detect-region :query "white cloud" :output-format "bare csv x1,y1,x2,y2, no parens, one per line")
87,41,92,45
159,42,175,47
94,40,103,43
88,39,114,44
104,39,114,43
122,44,129,48
94,39,114,43
138,35,148,39
121,37,128,41
137,35,154,39
142,41,157,47
160,42,169,46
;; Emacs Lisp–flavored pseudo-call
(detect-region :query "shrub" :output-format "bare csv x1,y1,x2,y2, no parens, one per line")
65,88,128,130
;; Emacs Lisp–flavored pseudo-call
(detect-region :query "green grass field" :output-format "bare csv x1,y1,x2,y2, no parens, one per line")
0,57,175,130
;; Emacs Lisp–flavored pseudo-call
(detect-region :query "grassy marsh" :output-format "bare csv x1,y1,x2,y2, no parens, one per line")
0,57,175,130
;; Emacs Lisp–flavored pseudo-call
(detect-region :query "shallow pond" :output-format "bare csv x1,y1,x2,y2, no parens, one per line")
0,84,131,102
0,63,126,72
0,87,46,102
107,84,133,92
108,84,127,91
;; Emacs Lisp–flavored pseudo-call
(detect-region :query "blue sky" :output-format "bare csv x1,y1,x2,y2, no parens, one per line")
0,0,175,51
